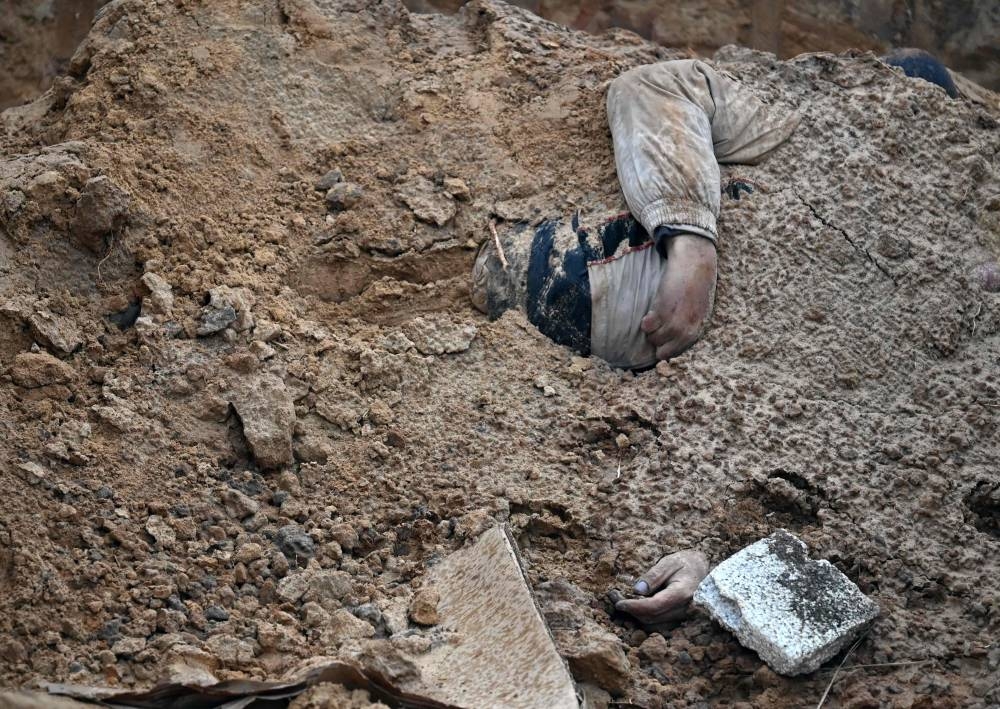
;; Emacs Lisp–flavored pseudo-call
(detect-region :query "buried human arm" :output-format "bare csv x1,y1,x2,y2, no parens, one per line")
606,60,798,362
641,233,718,361
615,550,710,624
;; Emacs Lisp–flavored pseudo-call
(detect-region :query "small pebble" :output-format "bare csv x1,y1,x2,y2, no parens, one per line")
274,524,315,564
325,182,363,211
205,605,230,622
409,588,440,626
314,168,343,191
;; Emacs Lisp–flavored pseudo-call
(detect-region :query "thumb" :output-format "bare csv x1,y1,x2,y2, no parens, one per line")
640,312,661,333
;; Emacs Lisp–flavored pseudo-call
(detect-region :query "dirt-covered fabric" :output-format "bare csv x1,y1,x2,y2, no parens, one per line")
608,59,800,243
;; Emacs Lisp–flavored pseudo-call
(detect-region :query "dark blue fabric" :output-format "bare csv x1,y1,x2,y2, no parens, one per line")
600,213,649,255
526,220,593,355
883,49,959,98
653,224,687,259
524,213,654,357
726,180,754,201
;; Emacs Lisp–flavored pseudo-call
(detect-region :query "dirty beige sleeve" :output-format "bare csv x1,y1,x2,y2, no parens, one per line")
588,244,669,370
607,59,800,242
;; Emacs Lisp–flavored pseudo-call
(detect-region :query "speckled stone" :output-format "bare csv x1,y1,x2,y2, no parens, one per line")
693,529,878,676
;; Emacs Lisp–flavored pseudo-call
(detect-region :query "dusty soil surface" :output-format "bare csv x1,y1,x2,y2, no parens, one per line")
407,0,1000,91
0,0,109,109
1,0,999,707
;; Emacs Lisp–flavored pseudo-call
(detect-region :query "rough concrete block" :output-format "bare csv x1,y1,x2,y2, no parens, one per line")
693,529,878,676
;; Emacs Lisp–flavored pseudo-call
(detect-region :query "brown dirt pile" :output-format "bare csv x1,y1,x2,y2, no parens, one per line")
0,0,110,110
406,0,1000,91
1,0,999,707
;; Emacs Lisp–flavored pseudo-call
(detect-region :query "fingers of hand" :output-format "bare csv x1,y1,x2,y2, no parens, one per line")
644,308,688,349
655,337,692,361
643,268,680,335
644,298,696,353
615,584,692,623
637,552,689,593
647,322,682,349
618,552,711,624
663,551,710,595
642,296,674,337
648,302,705,358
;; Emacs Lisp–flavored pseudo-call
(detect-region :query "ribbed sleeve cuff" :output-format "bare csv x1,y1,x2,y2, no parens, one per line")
638,199,718,244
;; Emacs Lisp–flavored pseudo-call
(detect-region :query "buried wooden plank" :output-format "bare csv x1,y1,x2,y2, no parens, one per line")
413,525,580,709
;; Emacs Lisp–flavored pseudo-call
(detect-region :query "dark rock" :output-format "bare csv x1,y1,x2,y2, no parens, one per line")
325,182,363,211
314,169,343,191
109,299,142,331
274,524,315,564
350,603,386,631
205,605,230,621
197,304,237,336
201,286,255,333
98,618,123,642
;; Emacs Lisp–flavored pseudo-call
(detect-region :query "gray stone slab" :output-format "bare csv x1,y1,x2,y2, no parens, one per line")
693,529,878,676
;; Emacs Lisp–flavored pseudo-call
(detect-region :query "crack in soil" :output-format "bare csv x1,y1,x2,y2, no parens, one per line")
798,196,898,285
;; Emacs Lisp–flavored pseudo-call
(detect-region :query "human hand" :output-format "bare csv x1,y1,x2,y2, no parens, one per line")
614,550,710,624
641,234,718,361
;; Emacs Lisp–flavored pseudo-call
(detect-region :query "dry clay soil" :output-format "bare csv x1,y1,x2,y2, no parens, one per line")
1,0,999,707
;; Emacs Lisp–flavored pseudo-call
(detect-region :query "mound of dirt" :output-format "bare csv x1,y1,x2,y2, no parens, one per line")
1,0,998,706
407,0,1000,92
0,1,110,109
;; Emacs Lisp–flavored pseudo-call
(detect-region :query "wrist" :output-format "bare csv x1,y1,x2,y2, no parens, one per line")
665,232,717,260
